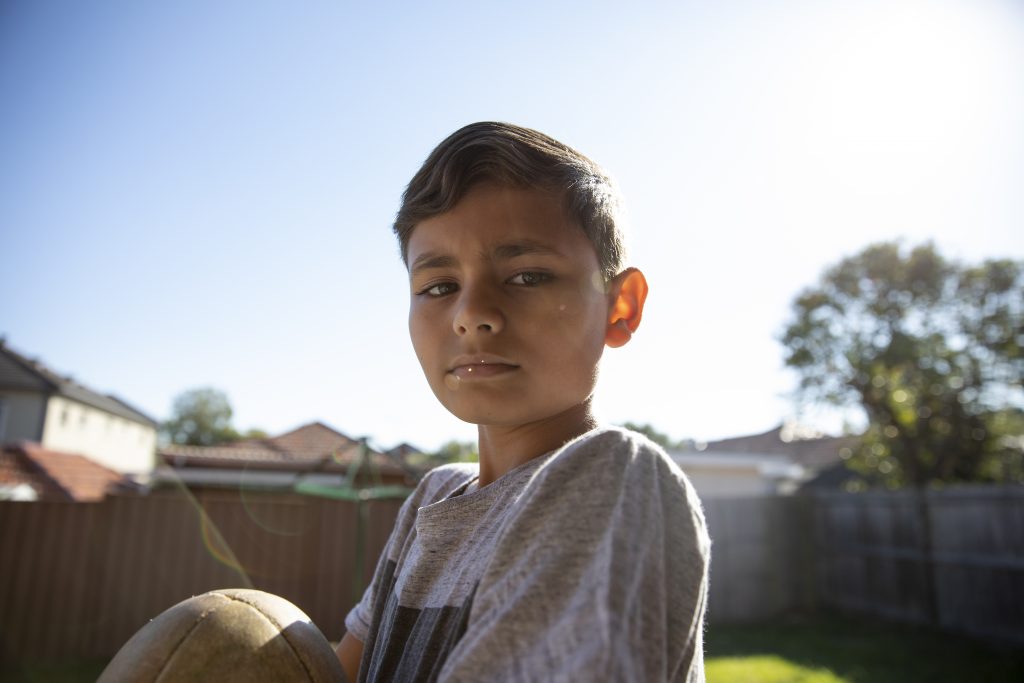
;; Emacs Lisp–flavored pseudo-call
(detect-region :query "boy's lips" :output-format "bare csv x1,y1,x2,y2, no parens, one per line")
447,355,519,379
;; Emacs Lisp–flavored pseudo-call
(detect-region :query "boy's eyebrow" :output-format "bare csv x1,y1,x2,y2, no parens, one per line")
410,241,564,275
410,252,456,275
492,241,564,261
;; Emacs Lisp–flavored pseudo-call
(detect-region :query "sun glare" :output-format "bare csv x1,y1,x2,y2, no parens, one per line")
784,0,1020,250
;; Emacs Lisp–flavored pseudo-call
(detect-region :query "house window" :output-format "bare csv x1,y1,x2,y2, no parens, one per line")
61,407,69,427
0,399,7,441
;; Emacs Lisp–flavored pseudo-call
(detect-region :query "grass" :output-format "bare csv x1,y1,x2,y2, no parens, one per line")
706,614,1024,683
2,615,1022,682
709,655,846,683
0,659,108,683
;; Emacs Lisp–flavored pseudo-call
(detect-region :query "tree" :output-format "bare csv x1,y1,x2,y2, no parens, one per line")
781,242,1023,488
162,387,243,446
430,440,479,464
619,422,694,451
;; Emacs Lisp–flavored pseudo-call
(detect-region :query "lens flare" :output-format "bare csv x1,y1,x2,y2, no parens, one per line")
199,509,248,575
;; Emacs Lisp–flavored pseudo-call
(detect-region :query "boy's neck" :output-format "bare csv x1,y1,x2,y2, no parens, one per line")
475,401,599,487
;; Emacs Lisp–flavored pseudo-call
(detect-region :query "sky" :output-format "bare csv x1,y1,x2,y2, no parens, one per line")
2,0,1023,452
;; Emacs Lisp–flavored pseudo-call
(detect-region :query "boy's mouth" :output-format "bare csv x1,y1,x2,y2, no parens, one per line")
447,354,519,380
449,363,519,379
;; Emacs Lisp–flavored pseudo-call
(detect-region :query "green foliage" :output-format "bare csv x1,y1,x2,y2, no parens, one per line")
161,387,245,446
430,440,479,464
782,242,1023,487
620,422,694,451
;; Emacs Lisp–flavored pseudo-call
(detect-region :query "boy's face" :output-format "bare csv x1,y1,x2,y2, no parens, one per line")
407,183,612,429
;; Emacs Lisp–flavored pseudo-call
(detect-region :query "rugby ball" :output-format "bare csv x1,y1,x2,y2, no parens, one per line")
98,588,345,682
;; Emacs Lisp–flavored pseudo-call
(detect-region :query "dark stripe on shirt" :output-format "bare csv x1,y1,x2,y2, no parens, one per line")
359,559,477,682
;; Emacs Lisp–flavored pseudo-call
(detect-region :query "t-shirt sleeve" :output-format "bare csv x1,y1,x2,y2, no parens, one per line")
438,431,711,683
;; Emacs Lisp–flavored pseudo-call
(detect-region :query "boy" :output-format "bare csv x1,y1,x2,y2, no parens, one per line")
336,122,710,682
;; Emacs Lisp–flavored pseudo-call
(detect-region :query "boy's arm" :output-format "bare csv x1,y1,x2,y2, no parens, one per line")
335,631,364,683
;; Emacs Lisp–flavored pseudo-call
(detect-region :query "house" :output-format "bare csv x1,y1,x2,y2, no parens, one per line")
384,442,433,480
0,441,131,501
669,422,855,498
156,421,416,492
670,450,805,498
0,340,158,475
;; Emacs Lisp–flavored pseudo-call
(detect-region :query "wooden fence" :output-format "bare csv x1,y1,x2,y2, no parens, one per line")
1,484,1022,662
811,486,1024,643
703,487,1024,644
0,488,403,662
702,495,817,623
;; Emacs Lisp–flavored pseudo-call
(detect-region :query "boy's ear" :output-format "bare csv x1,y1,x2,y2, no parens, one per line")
605,268,649,348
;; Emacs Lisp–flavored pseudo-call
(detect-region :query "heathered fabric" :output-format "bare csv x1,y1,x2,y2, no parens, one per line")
344,426,711,682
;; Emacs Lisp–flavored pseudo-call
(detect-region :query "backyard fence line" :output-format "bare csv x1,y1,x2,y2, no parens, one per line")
703,486,1024,644
0,489,403,661
810,485,1024,644
702,495,817,623
1,484,1021,662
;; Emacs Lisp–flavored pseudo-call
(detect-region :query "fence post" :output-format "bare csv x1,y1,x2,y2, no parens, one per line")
796,494,819,614
914,486,939,625
353,495,368,605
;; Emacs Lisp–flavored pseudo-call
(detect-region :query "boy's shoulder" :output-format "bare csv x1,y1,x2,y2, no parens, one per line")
411,461,477,505
517,425,704,516
547,425,688,483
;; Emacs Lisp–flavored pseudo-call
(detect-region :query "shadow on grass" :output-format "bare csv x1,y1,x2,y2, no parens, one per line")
706,613,1024,683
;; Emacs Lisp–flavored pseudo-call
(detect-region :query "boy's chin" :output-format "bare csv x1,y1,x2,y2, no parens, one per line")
440,400,594,432
440,403,525,429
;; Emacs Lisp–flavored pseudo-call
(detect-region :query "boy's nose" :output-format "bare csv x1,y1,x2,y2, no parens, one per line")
453,290,505,336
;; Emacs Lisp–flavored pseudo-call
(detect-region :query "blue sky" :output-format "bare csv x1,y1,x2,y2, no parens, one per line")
3,0,1023,451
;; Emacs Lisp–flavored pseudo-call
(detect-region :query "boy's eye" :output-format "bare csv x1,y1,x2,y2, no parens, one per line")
419,281,458,297
508,271,551,286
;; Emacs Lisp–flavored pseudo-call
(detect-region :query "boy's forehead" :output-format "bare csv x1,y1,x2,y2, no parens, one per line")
406,184,595,264
407,225,600,277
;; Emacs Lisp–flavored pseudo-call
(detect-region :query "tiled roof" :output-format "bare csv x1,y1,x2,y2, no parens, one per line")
159,421,404,476
386,443,425,459
383,442,430,480
0,442,127,502
702,423,857,470
0,449,63,499
0,341,157,426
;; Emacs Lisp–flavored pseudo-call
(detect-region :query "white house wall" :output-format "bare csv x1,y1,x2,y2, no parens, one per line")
671,452,804,499
40,395,156,475
680,465,779,498
0,390,47,443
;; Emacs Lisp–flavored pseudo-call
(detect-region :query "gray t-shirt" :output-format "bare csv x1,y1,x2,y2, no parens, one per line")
345,426,710,682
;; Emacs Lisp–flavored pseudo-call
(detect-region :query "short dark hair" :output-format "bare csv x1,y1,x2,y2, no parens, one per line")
394,122,626,280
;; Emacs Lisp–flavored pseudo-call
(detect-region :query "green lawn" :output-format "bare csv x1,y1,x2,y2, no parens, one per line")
0,659,108,683
707,615,1024,683
2,615,1022,682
